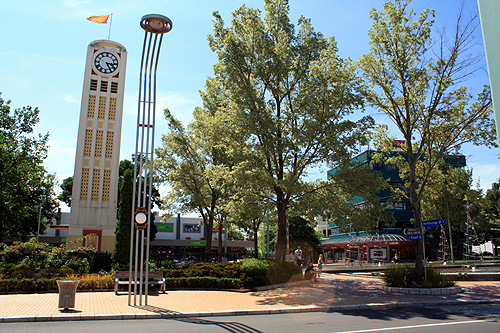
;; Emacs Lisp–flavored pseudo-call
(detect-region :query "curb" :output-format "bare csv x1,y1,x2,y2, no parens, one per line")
1,298,499,323
381,286,463,295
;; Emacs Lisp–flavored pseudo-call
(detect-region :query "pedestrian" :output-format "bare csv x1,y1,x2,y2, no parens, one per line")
317,253,324,277
294,246,303,266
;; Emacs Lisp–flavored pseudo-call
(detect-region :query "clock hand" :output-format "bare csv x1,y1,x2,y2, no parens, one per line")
104,60,115,71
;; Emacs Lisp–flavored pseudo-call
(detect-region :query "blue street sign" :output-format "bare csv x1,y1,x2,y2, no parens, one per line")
408,234,423,240
425,226,434,230
422,219,445,227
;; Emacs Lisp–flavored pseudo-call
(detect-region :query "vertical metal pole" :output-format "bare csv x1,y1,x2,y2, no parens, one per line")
129,14,172,308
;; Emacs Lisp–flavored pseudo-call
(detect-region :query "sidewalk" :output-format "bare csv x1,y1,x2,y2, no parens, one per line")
1,274,499,323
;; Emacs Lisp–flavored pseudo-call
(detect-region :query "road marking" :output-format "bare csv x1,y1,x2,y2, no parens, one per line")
333,319,497,333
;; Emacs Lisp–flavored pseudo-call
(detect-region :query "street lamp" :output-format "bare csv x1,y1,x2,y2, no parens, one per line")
128,13,172,307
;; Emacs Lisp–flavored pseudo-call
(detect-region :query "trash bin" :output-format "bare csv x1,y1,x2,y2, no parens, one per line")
57,280,80,310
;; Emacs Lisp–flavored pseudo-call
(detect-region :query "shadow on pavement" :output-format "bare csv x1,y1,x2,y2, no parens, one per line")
174,317,263,333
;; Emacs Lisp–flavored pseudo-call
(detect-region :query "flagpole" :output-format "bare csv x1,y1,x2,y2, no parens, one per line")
108,13,113,40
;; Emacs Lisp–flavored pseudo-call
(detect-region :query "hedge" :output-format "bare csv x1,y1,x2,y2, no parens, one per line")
164,277,242,289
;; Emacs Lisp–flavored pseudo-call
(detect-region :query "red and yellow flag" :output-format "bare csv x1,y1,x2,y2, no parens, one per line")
87,15,110,24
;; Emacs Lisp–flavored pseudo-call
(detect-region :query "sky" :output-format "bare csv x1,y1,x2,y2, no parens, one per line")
2,0,499,212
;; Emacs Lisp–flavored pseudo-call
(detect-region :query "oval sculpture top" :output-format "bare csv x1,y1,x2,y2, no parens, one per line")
140,14,172,34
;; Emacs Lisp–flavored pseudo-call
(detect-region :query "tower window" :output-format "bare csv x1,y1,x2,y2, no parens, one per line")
102,169,111,201
98,96,107,119
109,98,117,120
105,131,114,159
95,130,104,158
87,95,96,118
80,168,90,200
90,79,98,91
110,82,118,94
100,80,108,92
83,129,93,156
91,168,101,201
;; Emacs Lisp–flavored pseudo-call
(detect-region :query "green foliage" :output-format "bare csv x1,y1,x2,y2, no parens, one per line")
162,261,241,279
359,0,496,280
0,278,57,292
288,216,321,250
204,0,373,264
0,239,96,274
164,276,242,290
112,167,133,270
0,94,58,240
383,264,455,288
58,176,73,207
240,258,301,288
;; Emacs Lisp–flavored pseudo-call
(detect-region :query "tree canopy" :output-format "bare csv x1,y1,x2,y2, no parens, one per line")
0,93,58,240
359,0,496,279
206,0,373,263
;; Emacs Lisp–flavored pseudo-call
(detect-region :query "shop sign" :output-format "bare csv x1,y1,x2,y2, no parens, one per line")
157,223,173,232
189,240,206,246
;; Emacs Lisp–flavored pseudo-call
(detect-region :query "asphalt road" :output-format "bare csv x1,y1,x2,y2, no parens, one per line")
1,305,499,333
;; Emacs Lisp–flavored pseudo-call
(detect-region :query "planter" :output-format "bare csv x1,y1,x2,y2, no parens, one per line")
185,237,191,240
200,237,206,240
57,280,80,310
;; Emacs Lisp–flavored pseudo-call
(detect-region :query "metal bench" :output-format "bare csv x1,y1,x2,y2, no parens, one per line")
114,271,166,295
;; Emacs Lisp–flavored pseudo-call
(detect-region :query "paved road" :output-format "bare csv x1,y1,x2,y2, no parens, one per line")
1,305,498,332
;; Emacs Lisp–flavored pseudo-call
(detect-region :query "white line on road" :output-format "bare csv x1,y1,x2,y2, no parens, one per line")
333,319,497,333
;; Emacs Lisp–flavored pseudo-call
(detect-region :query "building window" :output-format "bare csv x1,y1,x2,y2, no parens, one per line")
110,82,118,94
109,98,117,121
90,79,98,91
91,168,101,201
94,130,103,158
80,168,90,200
100,80,108,92
87,95,96,118
105,131,114,159
83,129,93,156
102,169,111,201
98,96,107,119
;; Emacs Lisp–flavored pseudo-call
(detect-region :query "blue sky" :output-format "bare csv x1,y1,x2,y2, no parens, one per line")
2,0,499,211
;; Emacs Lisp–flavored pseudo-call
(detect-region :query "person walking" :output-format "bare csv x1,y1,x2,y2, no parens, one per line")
317,253,324,277
294,246,303,266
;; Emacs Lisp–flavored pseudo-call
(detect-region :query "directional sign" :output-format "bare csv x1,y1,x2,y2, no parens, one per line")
422,219,445,227
404,228,421,235
408,234,422,240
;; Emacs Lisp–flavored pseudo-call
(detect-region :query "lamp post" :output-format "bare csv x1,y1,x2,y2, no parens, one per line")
128,13,172,307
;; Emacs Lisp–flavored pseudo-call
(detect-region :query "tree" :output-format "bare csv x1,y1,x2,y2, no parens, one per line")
359,0,496,280
112,168,133,270
0,94,58,240
156,89,231,254
58,176,73,207
288,215,321,261
208,0,373,264
421,165,480,241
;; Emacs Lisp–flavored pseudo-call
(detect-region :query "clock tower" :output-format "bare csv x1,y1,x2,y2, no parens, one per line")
68,40,127,252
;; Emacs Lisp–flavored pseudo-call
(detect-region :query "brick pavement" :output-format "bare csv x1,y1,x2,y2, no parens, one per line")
0,274,498,322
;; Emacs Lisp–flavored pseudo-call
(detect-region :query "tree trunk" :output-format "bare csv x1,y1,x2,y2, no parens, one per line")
275,189,287,264
218,223,223,261
253,225,259,259
408,161,424,282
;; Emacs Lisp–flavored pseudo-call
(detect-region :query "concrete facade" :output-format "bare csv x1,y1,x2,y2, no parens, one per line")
68,40,127,252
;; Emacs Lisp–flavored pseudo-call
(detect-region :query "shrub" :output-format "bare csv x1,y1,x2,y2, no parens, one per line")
163,277,241,289
240,258,302,288
383,264,455,288
162,262,241,279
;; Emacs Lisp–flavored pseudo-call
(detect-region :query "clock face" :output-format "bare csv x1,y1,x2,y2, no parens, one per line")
94,51,119,74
